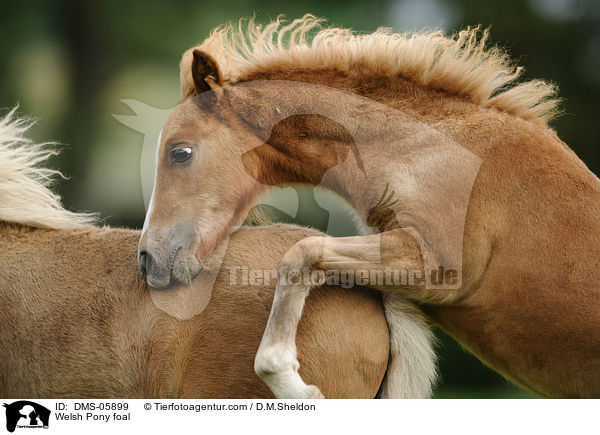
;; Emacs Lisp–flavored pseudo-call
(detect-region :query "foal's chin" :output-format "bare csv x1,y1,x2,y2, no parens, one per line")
146,275,174,290
171,251,204,284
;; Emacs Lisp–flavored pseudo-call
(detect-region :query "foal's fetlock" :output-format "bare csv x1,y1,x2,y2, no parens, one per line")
254,345,299,379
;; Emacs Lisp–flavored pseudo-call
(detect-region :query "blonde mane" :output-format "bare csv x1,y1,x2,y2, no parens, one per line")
182,14,560,124
0,108,96,229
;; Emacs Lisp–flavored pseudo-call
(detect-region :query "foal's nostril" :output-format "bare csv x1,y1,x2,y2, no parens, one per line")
138,250,151,278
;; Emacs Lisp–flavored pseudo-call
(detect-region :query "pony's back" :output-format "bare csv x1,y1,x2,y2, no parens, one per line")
0,223,389,398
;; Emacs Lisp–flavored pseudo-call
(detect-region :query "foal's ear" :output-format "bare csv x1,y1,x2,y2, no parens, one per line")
191,50,223,95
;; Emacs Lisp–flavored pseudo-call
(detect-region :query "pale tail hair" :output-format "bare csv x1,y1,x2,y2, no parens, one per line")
0,108,96,229
378,293,438,398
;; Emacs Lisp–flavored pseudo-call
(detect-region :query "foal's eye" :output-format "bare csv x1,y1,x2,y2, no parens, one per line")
170,146,194,163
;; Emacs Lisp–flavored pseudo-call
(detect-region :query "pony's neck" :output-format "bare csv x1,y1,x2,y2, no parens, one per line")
236,68,538,242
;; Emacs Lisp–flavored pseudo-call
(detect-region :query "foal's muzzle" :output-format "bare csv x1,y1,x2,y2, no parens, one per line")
138,248,176,290
138,219,204,289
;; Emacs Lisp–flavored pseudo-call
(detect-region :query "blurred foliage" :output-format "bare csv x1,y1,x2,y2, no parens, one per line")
2,0,598,397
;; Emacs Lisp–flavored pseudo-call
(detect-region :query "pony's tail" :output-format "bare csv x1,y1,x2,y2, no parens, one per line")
377,293,438,398
0,107,96,229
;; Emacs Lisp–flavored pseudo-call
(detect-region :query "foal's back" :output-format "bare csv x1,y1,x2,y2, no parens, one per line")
0,223,389,398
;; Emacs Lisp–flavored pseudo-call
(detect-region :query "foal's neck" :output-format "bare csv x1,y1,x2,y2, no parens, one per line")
239,67,537,236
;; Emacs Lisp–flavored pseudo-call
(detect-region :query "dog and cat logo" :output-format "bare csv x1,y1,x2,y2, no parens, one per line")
2,401,50,432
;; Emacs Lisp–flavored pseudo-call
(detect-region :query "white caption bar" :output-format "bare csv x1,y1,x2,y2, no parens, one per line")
1,399,596,435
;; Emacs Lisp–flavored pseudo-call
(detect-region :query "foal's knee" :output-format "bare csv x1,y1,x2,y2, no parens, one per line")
278,236,323,273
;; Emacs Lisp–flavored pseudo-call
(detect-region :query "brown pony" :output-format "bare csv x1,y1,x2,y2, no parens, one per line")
0,109,389,398
139,15,600,398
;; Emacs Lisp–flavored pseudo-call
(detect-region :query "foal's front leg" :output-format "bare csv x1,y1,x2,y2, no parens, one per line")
254,228,427,399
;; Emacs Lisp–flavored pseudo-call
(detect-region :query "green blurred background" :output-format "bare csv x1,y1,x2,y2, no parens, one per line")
2,0,599,398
